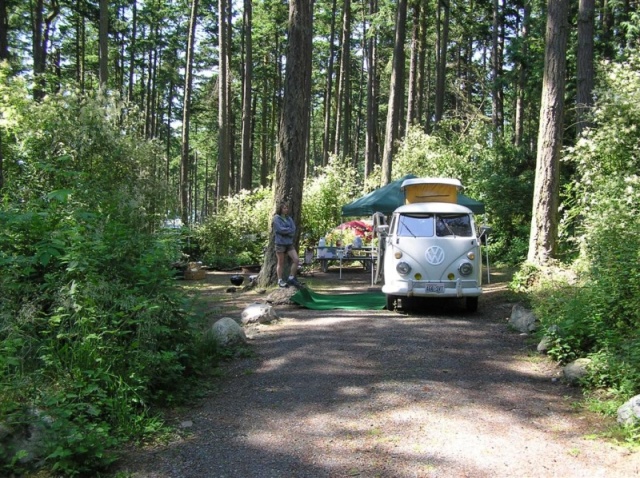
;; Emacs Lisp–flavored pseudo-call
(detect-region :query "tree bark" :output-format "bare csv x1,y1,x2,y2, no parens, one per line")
491,0,503,133
240,0,253,191
0,0,8,62
514,3,529,148
406,1,420,132
321,0,338,166
364,0,378,181
260,56,270,186
576,0,595,138
434,0,449,124
180,0,199,226
99,0,108,88
218,0,231,200
32,0,59,100
0,0,6,190
333,0,351,158
259,0,313,287
416,1,427,126
527,0,570,266
127,0,137,102
166,77,174,184
381,0,407,185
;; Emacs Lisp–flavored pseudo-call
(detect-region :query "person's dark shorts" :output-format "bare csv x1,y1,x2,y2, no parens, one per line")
275,244,295,253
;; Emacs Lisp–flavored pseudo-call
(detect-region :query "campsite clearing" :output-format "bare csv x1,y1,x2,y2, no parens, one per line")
115,266,640,478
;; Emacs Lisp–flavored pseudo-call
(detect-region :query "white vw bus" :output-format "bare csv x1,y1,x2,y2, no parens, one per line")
381,178,484,312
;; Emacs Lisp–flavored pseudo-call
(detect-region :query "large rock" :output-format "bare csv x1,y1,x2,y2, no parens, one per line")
241,302,279,325
0,408,53,465
618,395,640,426
563,358,591,385
509,304,538,333
266,286,298,305
210,317,247,347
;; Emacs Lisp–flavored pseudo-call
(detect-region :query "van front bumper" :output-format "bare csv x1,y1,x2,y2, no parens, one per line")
382,278,481,298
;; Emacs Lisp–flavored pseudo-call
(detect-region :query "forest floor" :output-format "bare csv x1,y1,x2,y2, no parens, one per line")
114,264,640,477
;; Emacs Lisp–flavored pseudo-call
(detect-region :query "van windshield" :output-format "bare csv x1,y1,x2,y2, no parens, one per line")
396,213,473,237
436,214,473,237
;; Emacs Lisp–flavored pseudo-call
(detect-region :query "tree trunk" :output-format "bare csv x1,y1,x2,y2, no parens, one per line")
128,0,137,102
434,0,449,124
334,0,351,158
166,77,174,184
321,0,338,166
0,0,6,190
0,0,8,61
259,0,313,287
260,58,270,186
406,1,420,132
74,0,84,90
527,0,570,266
514,4,529,148
180,0,199,226
416,1,427,124
491,0,503,133
381,0,407,185
99,0,108,88
576,0,595,138
218,0,231,200
240,0,253,191
31,0,59,100
364,0,378,181
226,5,236,193
599,0,614,60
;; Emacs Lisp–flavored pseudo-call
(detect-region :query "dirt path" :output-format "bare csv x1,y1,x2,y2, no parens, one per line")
115,268,640,477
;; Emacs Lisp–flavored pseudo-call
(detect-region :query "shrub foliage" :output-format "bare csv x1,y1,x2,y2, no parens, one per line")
0,76,218,475
530,51,640,403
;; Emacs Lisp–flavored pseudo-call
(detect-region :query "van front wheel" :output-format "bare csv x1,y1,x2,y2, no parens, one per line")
386,294,397,311
466,296,478,313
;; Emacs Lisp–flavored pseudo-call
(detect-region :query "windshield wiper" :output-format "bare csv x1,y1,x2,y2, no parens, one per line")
399,218,417,237
438,217,456,237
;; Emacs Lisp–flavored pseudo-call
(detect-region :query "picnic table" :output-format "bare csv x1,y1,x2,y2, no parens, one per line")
314,246,376,273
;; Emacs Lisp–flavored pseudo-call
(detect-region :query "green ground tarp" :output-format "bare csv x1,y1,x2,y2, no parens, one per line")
291,287,387,310
341,174,485,216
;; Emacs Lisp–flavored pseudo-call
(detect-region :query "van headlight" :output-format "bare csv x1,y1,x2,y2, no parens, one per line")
396,262,411,275
458,262,473,276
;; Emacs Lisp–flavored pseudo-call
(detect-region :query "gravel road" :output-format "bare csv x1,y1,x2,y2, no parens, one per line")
115,269,640,478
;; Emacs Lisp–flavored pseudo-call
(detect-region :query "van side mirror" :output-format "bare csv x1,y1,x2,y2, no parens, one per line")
376,224,389,236
479,225,492,245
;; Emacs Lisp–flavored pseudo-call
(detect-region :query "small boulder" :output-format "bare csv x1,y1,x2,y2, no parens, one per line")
509,304,538,333
617,395,640,426
537,324,560,354
210,317,247,347
241,302,279,325
266,286,298,305
563,358,591,385
0,408,53,465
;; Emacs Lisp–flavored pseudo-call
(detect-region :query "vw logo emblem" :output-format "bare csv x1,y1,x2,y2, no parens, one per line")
425,246,445,265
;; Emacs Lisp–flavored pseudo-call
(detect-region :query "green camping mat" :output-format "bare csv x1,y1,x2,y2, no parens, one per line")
291,286,387,310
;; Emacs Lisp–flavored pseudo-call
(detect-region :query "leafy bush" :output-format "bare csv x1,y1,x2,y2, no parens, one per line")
528,51,640,408
301,157,359,245
0,77,220,475
194,187,272,269
193,158,360,268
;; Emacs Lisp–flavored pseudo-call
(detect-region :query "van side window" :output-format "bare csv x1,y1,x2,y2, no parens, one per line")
436,214,473,237
397,214,434,237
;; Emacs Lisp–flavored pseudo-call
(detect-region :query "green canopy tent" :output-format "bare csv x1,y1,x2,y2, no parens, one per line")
341,174,485,216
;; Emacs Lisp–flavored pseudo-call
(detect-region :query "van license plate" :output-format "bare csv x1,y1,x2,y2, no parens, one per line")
425,283,445,293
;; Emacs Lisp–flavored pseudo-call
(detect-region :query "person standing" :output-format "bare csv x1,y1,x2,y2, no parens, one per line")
273,202,302,288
